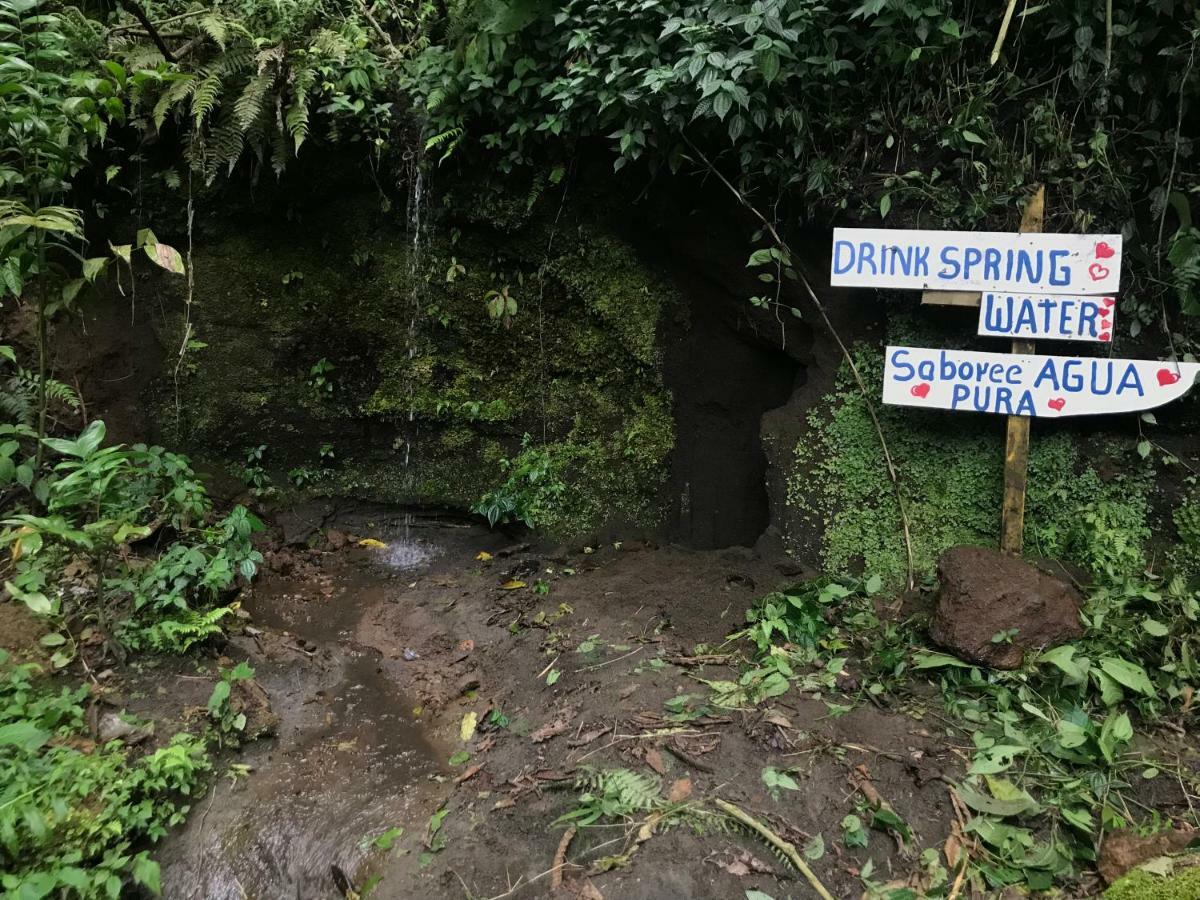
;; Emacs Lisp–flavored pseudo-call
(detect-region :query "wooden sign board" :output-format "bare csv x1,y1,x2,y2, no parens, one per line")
977,293,1116,343
831,228,1122,294
883,346,1199,417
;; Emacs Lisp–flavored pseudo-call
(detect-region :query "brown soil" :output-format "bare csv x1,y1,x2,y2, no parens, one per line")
149,508,975,900
0,601,48,664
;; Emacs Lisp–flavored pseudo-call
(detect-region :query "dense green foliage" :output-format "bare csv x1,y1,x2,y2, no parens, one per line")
416,0,1200,338
0,650,211,898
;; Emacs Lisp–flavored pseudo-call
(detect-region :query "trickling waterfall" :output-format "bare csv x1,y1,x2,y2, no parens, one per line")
401,142,429,538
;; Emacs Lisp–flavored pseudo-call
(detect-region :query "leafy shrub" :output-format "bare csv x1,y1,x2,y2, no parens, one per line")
2,421,264,656
0,650,210,898
472,434,566,528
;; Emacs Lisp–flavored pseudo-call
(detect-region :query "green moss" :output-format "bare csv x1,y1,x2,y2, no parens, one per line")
1104,863,1200,899
787,331,1154,586
154,184,675,535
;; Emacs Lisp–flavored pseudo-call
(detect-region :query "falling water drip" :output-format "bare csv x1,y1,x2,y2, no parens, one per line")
401,141,430,538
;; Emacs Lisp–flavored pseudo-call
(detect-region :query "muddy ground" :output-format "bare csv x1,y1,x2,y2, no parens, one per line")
82,504,1184,899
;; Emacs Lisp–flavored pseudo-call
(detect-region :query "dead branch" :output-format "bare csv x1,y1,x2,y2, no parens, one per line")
713,798,836,900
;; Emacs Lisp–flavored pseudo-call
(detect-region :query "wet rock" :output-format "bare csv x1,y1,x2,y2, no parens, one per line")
97,711,154,744
1099,825,1195,884
274,503,333,547
324,528,349,550
929,546,1083,669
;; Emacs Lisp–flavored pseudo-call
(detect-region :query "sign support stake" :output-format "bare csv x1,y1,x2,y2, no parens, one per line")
999,185,1045,554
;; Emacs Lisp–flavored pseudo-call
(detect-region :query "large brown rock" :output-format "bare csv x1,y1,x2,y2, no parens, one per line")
929,546,1083,669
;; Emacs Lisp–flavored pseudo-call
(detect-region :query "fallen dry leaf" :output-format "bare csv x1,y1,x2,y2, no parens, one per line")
530,710,576,744
460,711,478,742
567,726,611,748
492,796,516,810
357,538,387,549
476,551,493,561
457,638,475,654
667,777,692,803
644,748,667,775
765,712,793,729
712,849,775,878
500,579,527,590
551,826,576,891
454,763,484,785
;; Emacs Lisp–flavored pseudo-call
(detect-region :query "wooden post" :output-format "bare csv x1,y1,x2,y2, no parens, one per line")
999,186,1045,554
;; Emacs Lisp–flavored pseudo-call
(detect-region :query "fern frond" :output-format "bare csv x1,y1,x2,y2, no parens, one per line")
198,12,228,50
285,67,314,152
190,72,222,129
152,74,196,130
214,46,255,77
234,72,273,131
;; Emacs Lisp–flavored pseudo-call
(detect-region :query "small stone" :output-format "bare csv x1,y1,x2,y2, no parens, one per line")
929,546,1083,670
403,648,419,661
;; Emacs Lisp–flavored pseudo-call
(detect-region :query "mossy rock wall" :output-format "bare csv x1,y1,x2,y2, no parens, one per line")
148,186,676,536
778,302,1198,586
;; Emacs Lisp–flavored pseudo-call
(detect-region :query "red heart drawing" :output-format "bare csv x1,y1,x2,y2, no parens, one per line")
1088,263,1110,281
1158,368,1181,387
1048,397,1066,411
1099,331,1111,343
911,383,931,399
1102,297,1116,307
1097,307,1111,318
1095,241,1116,259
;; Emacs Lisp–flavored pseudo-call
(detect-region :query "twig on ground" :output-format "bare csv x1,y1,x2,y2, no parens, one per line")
664,741,715,774
536,654,559,680
713,798,836,900
575,646,642,672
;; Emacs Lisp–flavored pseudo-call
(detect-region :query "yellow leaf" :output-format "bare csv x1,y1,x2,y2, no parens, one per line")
357,538,387,549
475,551,493,561
500,580,526,590
460,711,477,742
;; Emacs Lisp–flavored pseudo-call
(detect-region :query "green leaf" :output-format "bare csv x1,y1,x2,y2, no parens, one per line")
372,826,404,850
207,680,231,715
955,780,1040,817
913,651,971,670
1137,439,1151,458
0,720,50,751
132,854,162,896
879,193,891,220
1142,618,1169,637
1099,657,1156,697
449,750,470,766
546,668,561,686
1098,711,1133,764
802,833,825,860
961,129,985,145
38,632,66,647
940,19,961,38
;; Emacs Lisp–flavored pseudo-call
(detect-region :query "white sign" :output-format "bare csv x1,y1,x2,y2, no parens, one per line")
978,293,1116,343
831,228,1122,294
883,346,1199,418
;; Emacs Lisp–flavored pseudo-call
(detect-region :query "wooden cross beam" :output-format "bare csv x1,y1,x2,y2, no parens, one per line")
922,185,1046,554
